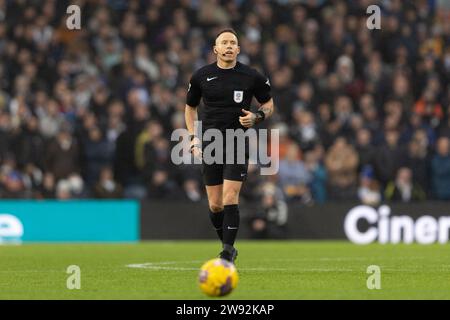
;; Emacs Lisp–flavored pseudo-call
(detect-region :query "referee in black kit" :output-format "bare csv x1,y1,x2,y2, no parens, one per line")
185,29,274,263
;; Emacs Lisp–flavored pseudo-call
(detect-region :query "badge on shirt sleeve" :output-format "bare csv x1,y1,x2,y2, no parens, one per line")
233,90,243,103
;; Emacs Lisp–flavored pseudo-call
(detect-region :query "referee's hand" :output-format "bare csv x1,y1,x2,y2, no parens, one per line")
189,137,203,161
239,109,257,128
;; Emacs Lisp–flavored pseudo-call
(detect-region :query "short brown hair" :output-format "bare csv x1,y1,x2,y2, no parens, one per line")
215,28,238,41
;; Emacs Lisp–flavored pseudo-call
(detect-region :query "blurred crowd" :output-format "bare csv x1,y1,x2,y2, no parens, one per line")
0,0,449,209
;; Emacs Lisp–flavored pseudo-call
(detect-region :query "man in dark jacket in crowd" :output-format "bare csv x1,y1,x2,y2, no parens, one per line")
431,137,450,200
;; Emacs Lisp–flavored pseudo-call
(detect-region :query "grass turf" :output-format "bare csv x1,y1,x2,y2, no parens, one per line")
0,241,449,299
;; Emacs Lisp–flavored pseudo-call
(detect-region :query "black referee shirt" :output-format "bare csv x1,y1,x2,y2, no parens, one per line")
186,61,271,132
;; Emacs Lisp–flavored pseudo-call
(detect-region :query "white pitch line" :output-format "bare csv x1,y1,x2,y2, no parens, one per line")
126,260,447,273
125,261,288,271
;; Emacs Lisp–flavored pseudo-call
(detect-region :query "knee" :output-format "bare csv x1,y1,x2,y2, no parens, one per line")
209,204,224,213
223,189,239,205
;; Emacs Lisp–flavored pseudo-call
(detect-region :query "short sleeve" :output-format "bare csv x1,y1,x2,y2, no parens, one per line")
186,72,202,107
253,70,272,104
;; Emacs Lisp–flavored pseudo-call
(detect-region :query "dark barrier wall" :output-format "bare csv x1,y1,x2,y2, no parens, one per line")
140,201,357,240
141,201,221,240
140,201,450,244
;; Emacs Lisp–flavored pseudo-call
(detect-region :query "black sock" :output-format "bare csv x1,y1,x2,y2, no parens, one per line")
209,210,224,242
222,204,240,247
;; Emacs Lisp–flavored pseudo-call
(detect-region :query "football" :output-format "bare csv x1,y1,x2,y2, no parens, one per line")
198,258,239,297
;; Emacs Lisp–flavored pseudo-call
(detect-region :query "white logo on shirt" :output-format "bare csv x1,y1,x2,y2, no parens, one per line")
207,76,218,81
234,90,243,103
265,79,270,86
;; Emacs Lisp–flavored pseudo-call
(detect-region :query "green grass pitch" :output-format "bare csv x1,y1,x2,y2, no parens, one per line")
0,241,449,299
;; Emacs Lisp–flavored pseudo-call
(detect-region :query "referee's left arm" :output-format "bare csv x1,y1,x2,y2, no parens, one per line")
257,98,274,119
239,98,274,128
239,72,274,128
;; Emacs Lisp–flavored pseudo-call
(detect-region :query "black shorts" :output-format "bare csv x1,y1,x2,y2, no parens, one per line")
201,136,249,186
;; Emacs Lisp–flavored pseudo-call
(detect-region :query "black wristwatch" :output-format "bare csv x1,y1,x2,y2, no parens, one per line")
255,110,266,124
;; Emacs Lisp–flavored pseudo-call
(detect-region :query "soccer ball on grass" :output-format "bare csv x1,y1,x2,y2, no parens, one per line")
198,258,239,297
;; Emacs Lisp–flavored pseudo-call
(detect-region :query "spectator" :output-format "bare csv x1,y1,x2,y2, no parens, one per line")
333,95,354,138
144,136,179,199
37,172,56,199
357,165,382,206
0,156,26,198
37,99,64,139
93,166,123,199
304,149,327,204
45,129,80,182
325,137,359,200
81,127,114,187
400,138,430,192
401,113,436,147
0,113,12,163
355,127,376,170
55,179,71,200
439,107,450,138
414,89,444,128
292,81,316,112
431,137,450,200
373,130,405,187
183,179,202,202
247,182,288,239
22,163,43,198
278,143,312,203
290,108,319,151
385,167,426,202
13,116,45,169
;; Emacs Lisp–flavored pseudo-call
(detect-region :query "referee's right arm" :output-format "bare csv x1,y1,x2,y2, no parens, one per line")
185,74,202,156
185,104,198,138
